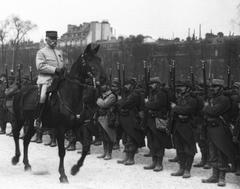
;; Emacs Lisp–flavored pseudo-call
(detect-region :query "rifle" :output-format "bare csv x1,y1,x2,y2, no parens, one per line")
190,66,195,90
169,64,172,88
109,68,112,85
116,62,122,95
18,64,22,89
171,60,176,102
143,60,149,99
5,64,9,88
227,66,231,89
29,66,33,84
147,62,151,83
122,64,125,86
201,60,208,100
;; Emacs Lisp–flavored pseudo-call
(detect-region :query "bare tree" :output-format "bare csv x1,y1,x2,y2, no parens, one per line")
8,15,37,71
0,19,9,70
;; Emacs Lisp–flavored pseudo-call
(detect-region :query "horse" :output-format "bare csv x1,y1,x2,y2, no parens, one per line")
10,43,106,183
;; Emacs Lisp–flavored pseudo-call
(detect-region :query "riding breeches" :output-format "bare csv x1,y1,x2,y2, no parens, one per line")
39,83,51,103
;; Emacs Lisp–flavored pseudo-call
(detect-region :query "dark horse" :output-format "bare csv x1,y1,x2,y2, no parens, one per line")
10,44,106,183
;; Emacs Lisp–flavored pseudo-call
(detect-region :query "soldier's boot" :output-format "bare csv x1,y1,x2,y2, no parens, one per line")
0,129,5,134
171,167,185,176
218,171,226,187
36,130,43,144
104,143,113,160
66,142,76,151
171,154,185,176
98,142,107,159
203,161,212,169
113,141,120,150
235,162,240,176
182,156,193,178
124,152,135,166
153,156,163,172
168,155,178,162
50,135,57,147
143,150,152,157
0,122,6,134
117,152,129,164
230,161,237,173
202,168,219,183
144,156,157,170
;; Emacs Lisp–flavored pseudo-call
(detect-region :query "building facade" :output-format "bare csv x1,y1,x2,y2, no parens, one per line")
59,21,114,47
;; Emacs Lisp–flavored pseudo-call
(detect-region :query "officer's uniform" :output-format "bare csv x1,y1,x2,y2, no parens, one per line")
36,43,64,103
34,31,64,145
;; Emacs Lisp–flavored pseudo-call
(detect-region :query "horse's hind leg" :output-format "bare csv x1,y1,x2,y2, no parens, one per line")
23,119,35,171
71,126,90,176
56,130,69,183
12,119,23,165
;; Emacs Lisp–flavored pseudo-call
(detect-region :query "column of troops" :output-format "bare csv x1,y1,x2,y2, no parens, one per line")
0,61,240,187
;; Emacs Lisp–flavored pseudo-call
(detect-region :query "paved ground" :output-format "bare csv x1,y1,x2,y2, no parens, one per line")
0,127,239,189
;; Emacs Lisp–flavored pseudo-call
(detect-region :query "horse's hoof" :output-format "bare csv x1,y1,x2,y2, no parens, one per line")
11,156,19,165
24,165,32,172
59,176,69,183
71,165,79,176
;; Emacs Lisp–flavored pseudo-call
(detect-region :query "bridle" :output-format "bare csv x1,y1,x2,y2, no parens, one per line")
56,53,99,119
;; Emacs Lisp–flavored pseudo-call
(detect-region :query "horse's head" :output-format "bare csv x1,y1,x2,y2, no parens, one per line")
69,43,106,85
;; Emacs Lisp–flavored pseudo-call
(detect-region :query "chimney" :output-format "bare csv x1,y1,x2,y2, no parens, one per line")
199,24,202,39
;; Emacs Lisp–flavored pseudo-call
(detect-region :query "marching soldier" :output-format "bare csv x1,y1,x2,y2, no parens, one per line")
169,81,198,178
143,78,172,171
97,82,118,160
112,79,122,150
202,79,236,187
192,85,211,169
0,74,7,134
232,82,240,176
117,79,145,165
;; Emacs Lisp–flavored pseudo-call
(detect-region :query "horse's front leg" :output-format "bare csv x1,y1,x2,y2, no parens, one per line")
71,126,90,176
56,130,69,183
23,120,36,171
12,120,23,165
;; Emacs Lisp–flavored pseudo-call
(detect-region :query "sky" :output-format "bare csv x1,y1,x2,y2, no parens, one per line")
0,0,239,42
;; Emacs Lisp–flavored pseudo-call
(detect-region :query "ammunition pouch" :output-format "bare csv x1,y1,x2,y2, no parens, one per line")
98,108,108,116
120,108,130,116
206,117,219,127
155,118,168,132
177,115,190,123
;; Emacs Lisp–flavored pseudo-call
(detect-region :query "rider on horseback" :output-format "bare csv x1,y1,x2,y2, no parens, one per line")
34,31,65,128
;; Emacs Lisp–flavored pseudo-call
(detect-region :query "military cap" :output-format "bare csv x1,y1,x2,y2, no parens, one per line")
148,77,161,85
124,78,137,86
46,31,58,40
233,81,240,89
211,79,224,86
175,81,186,87
111,80,120,88
0,73,7,78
